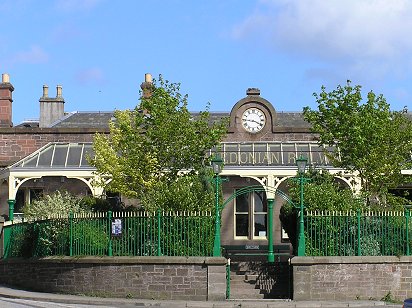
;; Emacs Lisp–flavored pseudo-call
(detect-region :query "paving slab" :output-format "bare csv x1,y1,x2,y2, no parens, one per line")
0,285,403,308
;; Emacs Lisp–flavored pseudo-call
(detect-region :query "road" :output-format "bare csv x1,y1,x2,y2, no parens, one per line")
0,297,120,308
0,296,404,308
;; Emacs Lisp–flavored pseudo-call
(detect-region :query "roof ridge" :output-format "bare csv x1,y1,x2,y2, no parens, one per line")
67,111,114,114
49,111,77,127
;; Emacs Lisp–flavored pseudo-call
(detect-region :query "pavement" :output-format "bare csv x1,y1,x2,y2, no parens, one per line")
0,284,404,308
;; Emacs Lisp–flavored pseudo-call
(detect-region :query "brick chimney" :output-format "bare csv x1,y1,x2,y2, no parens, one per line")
0,73,14,127
140,73,153,98
39,84,65,128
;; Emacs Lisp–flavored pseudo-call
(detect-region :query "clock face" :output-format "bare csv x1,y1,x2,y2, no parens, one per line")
241,108,266,133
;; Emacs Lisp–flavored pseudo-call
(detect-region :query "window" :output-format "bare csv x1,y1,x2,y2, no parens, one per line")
234,190,267,239
235,193,249,237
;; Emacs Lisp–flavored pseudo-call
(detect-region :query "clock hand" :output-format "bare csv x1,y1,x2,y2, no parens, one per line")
248,119,262,125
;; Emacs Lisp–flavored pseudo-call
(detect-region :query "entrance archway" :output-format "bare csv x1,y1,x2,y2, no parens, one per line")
222,185,294,210
221,185,295,262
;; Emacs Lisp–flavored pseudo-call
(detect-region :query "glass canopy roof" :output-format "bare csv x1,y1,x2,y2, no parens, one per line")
13,142,94,169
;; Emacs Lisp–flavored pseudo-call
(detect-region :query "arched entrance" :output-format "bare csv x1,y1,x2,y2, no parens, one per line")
221,185,294,263
220,184,295,300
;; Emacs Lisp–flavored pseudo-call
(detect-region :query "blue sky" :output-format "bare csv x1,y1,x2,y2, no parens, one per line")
2,0,412,124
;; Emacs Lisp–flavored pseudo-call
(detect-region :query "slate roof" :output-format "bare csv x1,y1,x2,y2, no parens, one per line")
275,112,311,128
16,111,310,129
51,112,115,128
14,120,40,128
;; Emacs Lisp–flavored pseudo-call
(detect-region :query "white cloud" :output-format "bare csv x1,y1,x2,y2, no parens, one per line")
232,0,412,76
11,45,49,64
75,68,105,85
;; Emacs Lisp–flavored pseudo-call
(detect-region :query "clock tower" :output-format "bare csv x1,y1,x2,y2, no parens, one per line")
227,87,277,139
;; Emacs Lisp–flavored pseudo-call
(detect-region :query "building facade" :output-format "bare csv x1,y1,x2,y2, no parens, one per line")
0,73,362,252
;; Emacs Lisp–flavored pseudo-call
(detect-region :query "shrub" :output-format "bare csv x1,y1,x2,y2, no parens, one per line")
23,191,89,219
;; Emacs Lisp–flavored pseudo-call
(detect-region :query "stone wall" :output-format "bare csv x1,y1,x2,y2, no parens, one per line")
0,256,227,301
291,256,412,301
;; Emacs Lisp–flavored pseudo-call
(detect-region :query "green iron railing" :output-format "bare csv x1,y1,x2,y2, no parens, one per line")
2,210,214,259
226,258,231,299
305,209,412,256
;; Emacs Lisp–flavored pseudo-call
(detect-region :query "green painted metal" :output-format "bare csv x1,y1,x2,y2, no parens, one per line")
108,211,113,256
357,209,361,256
211,154,224,257
305,210,412,256
7,199,15,222
226,259,231,299
221,185,295,262
213,174,222,256
69,212,73,257
267,198,275,263
2,221,33,258
2,225,11,258
297,175,306,256
2,211,214,258
157,209,162,256
221,185,295,210
406,208,410,256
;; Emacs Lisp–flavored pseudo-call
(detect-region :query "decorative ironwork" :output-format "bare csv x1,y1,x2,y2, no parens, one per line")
3,211,214,258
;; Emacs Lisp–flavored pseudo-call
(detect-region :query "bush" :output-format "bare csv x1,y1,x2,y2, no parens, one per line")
140,169,215,211
21,191,93,257
23,191,89,219
280,169,364,253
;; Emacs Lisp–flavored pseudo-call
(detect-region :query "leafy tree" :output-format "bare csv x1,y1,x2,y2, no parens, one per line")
90,75,228,209
289,169,364,211
280,168,364,250
140,168,215,211
303,81,412,206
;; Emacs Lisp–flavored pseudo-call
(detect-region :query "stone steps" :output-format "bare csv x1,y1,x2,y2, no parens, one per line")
228,265,265,299
227,261,291,300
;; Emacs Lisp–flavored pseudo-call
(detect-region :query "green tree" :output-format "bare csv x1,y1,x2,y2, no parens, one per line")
90,75,228,209
289,169,364,212
280,169,364,250
140,168,215,211
303,81,412,206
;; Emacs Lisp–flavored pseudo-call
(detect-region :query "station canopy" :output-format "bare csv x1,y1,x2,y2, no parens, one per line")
11,142,95,170
0,142,101,200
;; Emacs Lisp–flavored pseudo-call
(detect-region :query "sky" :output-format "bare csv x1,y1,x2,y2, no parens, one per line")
2,0,412,124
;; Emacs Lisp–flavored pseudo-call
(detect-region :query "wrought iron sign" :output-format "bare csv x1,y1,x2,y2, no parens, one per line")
211,142,334,167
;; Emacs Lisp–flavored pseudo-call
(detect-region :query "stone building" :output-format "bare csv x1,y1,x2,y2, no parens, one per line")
0,73,381,253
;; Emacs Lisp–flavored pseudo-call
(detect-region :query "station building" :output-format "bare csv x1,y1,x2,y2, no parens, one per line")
0,73,378,253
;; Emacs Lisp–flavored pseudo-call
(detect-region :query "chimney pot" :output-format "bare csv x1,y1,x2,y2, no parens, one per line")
141,73,153,98
145,73,152,83
39,84,65,128
56,85,62,98
43,85,49,98
2,73,10,83
0,73,13,127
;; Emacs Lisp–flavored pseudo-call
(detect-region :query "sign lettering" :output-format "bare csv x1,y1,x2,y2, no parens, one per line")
245,245,259,250
213,143,334,166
